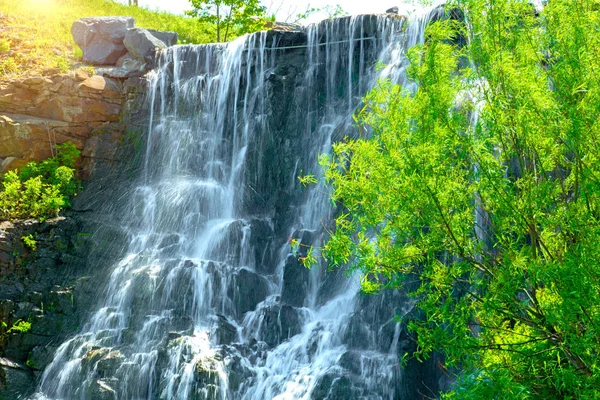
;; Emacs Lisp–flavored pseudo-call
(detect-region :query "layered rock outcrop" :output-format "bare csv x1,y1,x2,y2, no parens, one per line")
0,72,145,177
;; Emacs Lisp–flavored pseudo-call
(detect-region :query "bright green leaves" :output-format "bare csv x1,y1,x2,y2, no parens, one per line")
21,233,37,251
297,171,318,187
186,0,267,43
321,0,600,398
0,142,80,221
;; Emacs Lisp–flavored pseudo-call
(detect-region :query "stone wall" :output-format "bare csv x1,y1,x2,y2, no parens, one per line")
0,71,145,178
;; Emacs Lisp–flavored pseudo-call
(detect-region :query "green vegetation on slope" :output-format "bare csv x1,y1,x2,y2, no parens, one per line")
320,0,600,398
0,142,80,221
0,0,215,79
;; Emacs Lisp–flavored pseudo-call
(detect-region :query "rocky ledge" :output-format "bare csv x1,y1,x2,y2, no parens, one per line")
0,72,145,178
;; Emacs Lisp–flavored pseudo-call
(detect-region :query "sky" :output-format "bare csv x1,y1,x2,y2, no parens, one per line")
121,0,441,24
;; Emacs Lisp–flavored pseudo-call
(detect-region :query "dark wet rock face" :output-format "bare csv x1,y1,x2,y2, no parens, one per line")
212,315,238,345
0,215,119,398
228,268,270,317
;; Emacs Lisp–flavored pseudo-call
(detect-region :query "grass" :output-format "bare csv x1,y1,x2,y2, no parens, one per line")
0,0,215,79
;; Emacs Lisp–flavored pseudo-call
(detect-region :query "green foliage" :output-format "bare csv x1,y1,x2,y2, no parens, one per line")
25,359,36,369
293,3,348,24
187,0,266,42
21,234,37,252
300,245,317,268
322,0,600,398
0,142,80,221
321,5,348,19
297,171,318,187
289,238,317,268
7,319,32,334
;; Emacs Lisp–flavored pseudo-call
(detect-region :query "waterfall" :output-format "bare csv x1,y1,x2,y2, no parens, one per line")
33,8,443,400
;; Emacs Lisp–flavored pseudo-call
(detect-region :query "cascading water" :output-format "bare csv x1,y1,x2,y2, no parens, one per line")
33,7,446,400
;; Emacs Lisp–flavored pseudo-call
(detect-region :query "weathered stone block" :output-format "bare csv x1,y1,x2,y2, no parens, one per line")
0,357,34,399
71,17,134,65
124,28,167,62
147,29,178,46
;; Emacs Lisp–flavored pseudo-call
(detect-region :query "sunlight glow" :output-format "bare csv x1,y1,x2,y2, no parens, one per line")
25,0,57,11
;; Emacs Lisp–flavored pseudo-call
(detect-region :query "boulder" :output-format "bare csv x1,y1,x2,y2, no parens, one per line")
27,345,56,371
255,304,303,347
71,17,134,65
81,41,127,66
147,29,178,46
72,17,135,45
124,28,167,62
311,373,360,400
47,289,75,315
95,53,147,79
95,350,124,377
227,268,269,317
86,378,118,400
193,354,223,398
265,21,304,32
0,357,34,399
212,314,237,345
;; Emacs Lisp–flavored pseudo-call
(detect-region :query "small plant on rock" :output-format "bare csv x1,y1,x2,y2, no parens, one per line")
7,319,32,334
21,234,37,252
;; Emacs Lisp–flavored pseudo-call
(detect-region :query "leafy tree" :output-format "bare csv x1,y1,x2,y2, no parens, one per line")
187,0,267,42
293,3,348,23
319,0,600,397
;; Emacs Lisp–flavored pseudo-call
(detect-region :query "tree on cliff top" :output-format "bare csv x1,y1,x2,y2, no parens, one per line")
187,0,267,42
319,0,600,397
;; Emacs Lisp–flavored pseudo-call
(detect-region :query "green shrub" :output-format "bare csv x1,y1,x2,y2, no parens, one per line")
21,234,37,251
7,319,32,334
0,142,80,221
